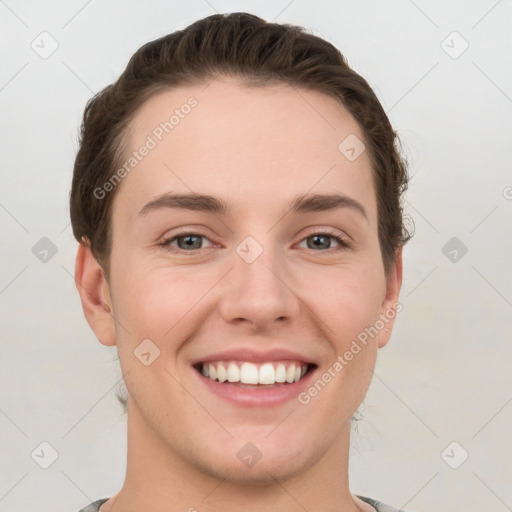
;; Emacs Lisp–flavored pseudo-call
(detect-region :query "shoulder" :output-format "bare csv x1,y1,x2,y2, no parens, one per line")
77,498,109,512
356,494,408,512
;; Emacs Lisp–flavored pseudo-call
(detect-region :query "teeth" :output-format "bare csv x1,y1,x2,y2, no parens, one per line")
275,363,286,383
200,361,309,385
240,362,259,384
285,365,295,383
259,363,275,385
227,362,240,382
217,363,227,383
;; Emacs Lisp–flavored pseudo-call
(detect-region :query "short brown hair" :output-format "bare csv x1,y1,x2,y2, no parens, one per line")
70,11,411,281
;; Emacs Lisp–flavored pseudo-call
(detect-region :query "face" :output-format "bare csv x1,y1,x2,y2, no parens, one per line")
80,78,401,484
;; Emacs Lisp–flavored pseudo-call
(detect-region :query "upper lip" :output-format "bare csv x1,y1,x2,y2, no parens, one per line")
192,348,317,366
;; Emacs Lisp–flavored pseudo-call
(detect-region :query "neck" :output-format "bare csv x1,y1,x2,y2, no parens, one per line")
105,401,364,512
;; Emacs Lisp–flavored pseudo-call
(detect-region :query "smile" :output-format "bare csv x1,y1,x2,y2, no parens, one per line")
196,360,313,386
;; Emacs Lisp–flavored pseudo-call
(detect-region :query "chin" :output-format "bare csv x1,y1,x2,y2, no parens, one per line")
189,435,316,486
209,455,310,487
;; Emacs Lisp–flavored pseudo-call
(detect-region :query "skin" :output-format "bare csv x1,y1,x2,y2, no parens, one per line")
75,77,402,512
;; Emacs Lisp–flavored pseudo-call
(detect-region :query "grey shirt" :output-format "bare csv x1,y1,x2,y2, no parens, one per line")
78,495,406,511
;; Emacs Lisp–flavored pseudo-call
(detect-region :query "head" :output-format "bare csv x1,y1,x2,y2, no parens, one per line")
71,12,411,483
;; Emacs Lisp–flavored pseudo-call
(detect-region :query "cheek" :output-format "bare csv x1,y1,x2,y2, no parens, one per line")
303,269,383,416
111,263,217,343
309,263,386,343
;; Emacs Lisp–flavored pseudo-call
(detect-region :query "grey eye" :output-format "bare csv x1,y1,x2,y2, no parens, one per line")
303,234,340,250
161,233,214,251
176,234,205,250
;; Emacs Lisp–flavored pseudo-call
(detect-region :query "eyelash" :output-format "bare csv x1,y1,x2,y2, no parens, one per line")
158,229,351,253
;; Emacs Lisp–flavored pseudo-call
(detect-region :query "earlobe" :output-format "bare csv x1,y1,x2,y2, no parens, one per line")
74,241,116,346
377,247,403,348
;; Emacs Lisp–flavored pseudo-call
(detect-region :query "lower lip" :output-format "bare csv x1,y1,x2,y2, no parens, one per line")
194,366,317,407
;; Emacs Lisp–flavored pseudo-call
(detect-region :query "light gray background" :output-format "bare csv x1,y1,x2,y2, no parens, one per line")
1,1,511,511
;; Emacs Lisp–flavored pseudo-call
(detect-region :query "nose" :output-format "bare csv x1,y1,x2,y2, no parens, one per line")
217,240,301,331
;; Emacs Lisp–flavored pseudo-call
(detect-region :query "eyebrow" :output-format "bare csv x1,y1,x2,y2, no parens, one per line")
138,192,368,220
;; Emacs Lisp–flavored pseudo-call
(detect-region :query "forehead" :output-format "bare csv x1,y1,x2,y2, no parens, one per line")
113,78,376,221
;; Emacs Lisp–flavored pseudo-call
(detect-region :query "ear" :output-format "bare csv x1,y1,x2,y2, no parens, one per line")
377,247,403,348
74,241,116,346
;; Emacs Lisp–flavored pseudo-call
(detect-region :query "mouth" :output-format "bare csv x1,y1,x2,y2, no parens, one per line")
193,360,317,388
191,348,319,407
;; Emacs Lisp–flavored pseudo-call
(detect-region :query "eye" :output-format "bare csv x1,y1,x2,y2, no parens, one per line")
159,233,213,251
298,232,350,251
158,230,350,253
